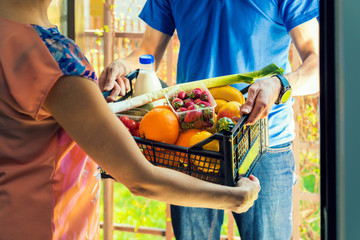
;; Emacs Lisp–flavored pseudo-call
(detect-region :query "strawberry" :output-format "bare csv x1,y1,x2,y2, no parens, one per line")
180,122,195,131
168,95,177,104
196,100,212,108
194,120,206,129
184,99,195,108
196,103,206,108
184,112,195,123
186,90,193,99
194,99,202,104
172,98,184,109
203,109,214,120
200,90,211,102
193,89,202,99
204,118,215,128
177,91,186,100
176,107,188,112
184,108,202,123
201,101,212,107
187,104,197,111
187,88,202,99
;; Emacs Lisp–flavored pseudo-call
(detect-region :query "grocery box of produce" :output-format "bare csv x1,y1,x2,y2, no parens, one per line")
101,68,274,186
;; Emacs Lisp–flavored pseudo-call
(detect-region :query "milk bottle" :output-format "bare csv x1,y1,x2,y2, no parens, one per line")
133,55,164,106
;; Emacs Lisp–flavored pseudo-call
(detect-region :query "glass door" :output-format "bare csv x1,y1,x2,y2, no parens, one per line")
48,0,68,36
48,0,85,49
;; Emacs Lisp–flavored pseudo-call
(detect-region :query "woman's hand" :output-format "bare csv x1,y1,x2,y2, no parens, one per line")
231,175,261,213
98,59,131,102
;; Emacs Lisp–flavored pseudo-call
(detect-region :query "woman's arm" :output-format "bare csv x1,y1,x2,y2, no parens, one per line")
43,75,260,213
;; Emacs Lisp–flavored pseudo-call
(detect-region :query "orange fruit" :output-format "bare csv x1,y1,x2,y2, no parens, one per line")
153,104,172,111
189,131,219,151
189,131,220,173
175,129,202,147
214,99,228,113
139,107,180,145
217,101,241,122
175,129,202,165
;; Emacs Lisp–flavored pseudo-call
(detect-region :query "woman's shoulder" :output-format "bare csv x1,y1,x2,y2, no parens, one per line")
31,25,97,80
0,17,34,49
0,18,97,81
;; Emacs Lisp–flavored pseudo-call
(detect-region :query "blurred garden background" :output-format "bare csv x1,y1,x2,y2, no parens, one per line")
49,0,320,239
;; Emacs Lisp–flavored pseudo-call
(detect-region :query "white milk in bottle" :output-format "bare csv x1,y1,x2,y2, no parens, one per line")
133,54,164,108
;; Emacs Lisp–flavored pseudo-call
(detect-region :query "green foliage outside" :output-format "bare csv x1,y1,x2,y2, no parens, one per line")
99,183,239,239
99,182,167,240
297,96,320,240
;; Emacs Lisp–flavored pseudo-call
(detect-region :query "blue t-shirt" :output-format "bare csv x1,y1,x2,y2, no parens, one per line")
139,0,319,146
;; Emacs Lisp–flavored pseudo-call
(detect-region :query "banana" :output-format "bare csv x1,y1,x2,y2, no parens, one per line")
214,99,228,113
209,85,245,105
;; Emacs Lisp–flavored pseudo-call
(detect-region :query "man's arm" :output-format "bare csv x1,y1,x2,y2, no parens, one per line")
240,17,319,124
287,17,319,96
99,26,171,102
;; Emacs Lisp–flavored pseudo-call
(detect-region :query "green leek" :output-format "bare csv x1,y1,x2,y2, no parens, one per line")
108,63,284,113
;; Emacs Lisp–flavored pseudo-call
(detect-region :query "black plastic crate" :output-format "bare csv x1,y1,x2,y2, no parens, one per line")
101,70,269,186
101,115,269,186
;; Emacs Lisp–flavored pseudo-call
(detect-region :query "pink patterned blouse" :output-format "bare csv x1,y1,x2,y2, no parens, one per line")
0,17,101,240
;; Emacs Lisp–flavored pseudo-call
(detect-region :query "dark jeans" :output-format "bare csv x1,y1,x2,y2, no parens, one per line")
171,142,296,240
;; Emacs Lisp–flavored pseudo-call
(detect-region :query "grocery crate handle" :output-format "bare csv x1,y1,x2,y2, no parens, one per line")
102,69,139,102
234,114,249,130
102,69,168,102
240,85,250,95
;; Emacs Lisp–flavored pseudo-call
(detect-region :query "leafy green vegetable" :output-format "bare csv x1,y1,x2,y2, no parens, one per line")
216,117,236,133
108,64,284,113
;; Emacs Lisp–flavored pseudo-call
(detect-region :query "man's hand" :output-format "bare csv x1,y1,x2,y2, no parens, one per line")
240,76,282,125
231,175,261,214
98,59,131,102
